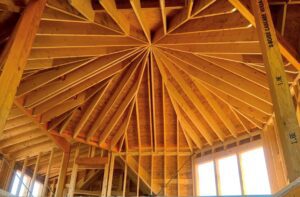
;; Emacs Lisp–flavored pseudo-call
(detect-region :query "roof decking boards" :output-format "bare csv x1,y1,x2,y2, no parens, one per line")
0,0,300,196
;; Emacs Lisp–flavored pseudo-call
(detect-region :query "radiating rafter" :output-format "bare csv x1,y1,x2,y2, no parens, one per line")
110,101,135,149
68,0,123,34
99,0,147,42
17,58,95,97
73,80,113,138
227,0,300,70
159,48,273,113
24,48,142,108
154,49,226,141
86,50,148,142
130,0,151,42
171,99,203,148
159,0,167,35
153,48,214,145
98,50,150,146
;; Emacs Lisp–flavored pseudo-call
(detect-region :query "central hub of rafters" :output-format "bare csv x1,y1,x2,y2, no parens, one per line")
12,0,298,159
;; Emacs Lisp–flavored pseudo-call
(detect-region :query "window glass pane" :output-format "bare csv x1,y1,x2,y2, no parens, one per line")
218,154,242,195
20,175,30,196
241,147,271,195
10,171,21,195
32,181,43,197
197,161,217,196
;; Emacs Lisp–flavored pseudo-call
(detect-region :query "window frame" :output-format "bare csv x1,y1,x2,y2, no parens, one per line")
193,136,266,196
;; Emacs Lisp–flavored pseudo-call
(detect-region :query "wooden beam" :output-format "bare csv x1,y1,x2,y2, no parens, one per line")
106,154,115,197
130,0,151,42
55,151,70,197
98,51,149,145
16,156,28,196
0,0,46,134
0,0,20,12
251,0,300,181
4,160,15,190
68,0,122,34
99,0,147,42
122,154,128,197
228,0,300,70
153,0,194,42
28,153,41,196
75,156,108,167
156,49,227,140
101,153,111,197
42,149,54,197
159,0,167,35
159,48,272,115
14,100,70,153
67,146,80,197
110,101,135,149
87,51,146,141
25,48,139,108
153,49,214,145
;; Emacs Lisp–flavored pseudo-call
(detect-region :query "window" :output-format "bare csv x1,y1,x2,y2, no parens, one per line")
217,155,241,195
197,161,217,196
10,170,43,197
195,146,271,196
240,147,271,195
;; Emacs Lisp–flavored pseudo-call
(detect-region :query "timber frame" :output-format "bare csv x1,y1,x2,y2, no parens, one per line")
1,0,300,196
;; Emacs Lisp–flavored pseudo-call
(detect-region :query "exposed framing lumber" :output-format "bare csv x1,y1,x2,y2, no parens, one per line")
153,49,214,145
156,49,227,140
75,156,108,168
14,100,70,153
73,80,112,138
110,101,135,149
227,0,300,70
42,148,54,197
99,0,147,42
0,0,47,134
68,0,123,34
28,153,41,196
16,156,28,196
130,0,151,42
3,160,15,190
97,50,149,146
101,153,111,197
159,0,167,35
86,51,146,141
251,0,300,181
67,145,80,197
160,48,272,115
55,151,70,197
107,154,115,196
25,48,140,108
122,154,128,197
0,0,20,12
149,52,157,152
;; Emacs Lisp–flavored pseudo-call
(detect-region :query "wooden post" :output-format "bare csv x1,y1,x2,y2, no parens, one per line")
122,155,127,197
16,156,28,196
42,149,54,197
50,179,56,197
28,153,41,197
251,0,300,181
67,146,80,197
55,151,70,197
0,0,47,134
101,153,111,197
106,154,115,197
4,160,15,191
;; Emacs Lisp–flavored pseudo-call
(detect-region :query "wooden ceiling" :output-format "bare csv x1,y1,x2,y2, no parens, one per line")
1,0,300,162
